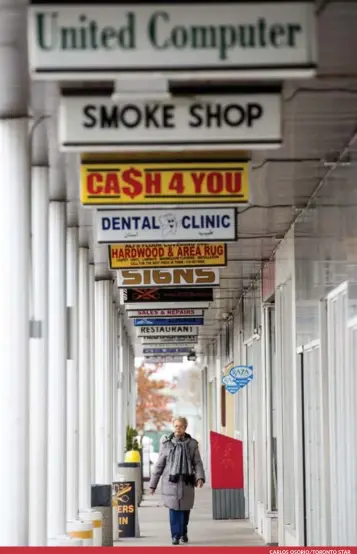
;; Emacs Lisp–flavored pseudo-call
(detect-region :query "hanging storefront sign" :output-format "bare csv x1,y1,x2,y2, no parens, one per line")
81,161,249,207
143,347,193,355
145,356,184,363
222,363,254,394
121,287,214,304
137,326,199,337
127,308,204,318
109,243,226,270
96,207,237,243
117,268,219,288
28,2,316,80
134,317,204,327
141,336,198,345
59,88,282,151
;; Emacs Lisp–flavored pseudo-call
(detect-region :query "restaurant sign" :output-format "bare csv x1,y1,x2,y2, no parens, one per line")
59,88,282,151
116,268,220,288
96,207,237,243
137,325,199,337
81,161,249,206
28,2,316,80
109,243,226,270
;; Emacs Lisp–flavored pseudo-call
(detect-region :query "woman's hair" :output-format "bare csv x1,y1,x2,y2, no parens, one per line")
173,416,188,428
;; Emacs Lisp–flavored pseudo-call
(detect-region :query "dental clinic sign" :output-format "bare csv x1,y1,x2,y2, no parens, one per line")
28,2,317,80
96,208,237,243
59,89,282,151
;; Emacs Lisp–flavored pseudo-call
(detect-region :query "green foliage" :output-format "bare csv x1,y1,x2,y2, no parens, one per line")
126,425,139,451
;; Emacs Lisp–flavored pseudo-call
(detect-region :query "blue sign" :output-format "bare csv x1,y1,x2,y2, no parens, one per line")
143,347,193,355
134,317,204,327
222,364,254,394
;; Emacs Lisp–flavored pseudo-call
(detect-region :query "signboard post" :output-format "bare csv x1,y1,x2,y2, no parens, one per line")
117,268,220,288
81,161,249,207
96,207,237,243
112,481,136,539
109,243,226,270
28,2,317,80
59,88,282,151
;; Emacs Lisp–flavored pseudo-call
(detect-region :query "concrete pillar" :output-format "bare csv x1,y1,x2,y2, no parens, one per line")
47,201,67,539
66,227,79,522
29,166,49,545
94,280,113,484
0,3,30,546
78,248,91,511
89,265,96,483
117,313,125,465
112,304,119,479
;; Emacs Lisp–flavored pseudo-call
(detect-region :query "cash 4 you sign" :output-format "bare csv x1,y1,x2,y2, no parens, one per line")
28,1,317,79
222,363,254,394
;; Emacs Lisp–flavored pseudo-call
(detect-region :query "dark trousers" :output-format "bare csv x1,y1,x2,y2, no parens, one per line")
169,509,190,539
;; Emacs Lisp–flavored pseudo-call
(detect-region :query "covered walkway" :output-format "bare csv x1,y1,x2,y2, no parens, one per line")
120,486,265,547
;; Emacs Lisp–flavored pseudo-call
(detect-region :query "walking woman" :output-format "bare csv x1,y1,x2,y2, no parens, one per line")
149,417,205,545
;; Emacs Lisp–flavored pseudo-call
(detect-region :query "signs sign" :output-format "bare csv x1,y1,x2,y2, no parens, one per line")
112,481,136,538
134,317,204,327
137,326,198,337
141,336,198,345
80,161,249,206
117,268,219,288
109,243,226,270
59,89,282,151
96,207,237,243
143,347,193,355
127,308,204,318
121,288,214,304
28,3,316,80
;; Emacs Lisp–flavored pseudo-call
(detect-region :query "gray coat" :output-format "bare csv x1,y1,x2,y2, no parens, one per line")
149,434,206,511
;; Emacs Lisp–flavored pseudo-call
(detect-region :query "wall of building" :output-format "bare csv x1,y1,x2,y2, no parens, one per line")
201,158,357,547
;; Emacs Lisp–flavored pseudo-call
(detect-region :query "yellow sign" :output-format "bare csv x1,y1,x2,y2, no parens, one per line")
109,243,227,270
80,161,249,205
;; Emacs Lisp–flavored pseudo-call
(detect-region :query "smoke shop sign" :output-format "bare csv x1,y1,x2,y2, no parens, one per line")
28,2,317,79
59,89,282,151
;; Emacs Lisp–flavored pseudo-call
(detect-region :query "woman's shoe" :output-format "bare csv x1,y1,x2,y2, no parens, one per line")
172,538,179,545
180,535,188,544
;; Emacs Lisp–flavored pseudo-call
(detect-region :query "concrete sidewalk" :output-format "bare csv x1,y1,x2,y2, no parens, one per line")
116,486,265,547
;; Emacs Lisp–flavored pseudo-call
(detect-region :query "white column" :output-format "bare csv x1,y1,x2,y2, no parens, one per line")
0,120,30,545
66,227,79,522
47,201,67,539
89,264,96,484
94,280,113,484
112,304,118,479
117,313,125,465
78,248,91,510
29,166,49,546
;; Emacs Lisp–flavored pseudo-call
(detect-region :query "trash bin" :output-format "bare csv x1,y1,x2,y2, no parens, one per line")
91,484,113,546
119,458,142,506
